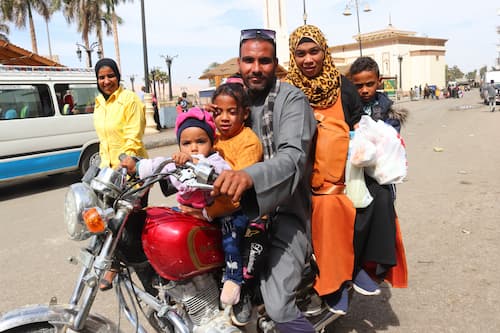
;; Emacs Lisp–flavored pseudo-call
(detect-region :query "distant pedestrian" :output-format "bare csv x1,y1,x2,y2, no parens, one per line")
138,86,145,101
487,80,496,112
176,91,190,113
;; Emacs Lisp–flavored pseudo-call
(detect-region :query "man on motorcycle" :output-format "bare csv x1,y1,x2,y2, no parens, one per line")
210,28,317,333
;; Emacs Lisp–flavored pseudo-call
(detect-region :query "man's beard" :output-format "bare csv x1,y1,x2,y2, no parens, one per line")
247,76,276,101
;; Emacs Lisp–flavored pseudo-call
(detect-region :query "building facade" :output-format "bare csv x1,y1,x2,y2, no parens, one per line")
330,24,447,92
263,0,289,68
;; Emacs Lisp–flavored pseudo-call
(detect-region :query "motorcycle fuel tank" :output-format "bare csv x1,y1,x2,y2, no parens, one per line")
142,207,224,281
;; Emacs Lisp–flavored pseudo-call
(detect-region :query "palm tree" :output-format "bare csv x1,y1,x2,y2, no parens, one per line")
157,71,168,100
149,67,163,98
203,62,220,87
103,0,131,69
57,0,107,66
94,4,113,59
1,0,51,54
0,22,9,41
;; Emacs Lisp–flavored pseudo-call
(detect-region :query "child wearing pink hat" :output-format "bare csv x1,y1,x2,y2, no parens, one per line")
121,107,230,209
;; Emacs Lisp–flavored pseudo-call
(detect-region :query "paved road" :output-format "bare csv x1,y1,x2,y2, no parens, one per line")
1,89,498,332
328,90,500,332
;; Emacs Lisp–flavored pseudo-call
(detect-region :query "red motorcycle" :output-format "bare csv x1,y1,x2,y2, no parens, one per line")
0,159,339,333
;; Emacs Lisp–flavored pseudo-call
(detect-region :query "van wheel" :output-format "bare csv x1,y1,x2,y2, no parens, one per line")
80,145,100,175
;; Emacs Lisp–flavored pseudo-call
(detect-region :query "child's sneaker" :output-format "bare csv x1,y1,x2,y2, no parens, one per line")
231,292,252,326
353,269,381,296
323,286,349,315
220,280,241,305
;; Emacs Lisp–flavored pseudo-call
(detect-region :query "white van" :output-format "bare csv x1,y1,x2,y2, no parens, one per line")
0,65,100,183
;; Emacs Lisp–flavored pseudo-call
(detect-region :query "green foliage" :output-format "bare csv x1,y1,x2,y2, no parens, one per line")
446,65,464,82
479,66,488,78
465,70,477,81
204,62,220,87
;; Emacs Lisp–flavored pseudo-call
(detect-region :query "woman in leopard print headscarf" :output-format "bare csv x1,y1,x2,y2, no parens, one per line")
287,25,408,317
286,24,341,108
286,24,363,316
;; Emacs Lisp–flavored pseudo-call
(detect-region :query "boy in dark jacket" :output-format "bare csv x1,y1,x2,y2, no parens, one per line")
349,57,407,133
347,56,408,297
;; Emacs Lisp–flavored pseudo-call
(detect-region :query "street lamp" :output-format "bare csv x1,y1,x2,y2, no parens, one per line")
398,55,403,89
342,0,372,56
140,0,150,93
129,74,137,92
161,54,178,101
76,42,102,68
302,0,308,25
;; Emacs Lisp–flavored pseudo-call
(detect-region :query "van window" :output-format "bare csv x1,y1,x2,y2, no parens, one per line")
0,84,54,120
54,83,98,115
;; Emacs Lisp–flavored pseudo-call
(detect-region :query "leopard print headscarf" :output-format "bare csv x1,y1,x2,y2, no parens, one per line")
286,25,341,108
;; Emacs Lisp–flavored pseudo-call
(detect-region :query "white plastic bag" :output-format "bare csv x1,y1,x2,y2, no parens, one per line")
350,133,377,167
345,164,373,208
353,116,407,185
345,130,373,208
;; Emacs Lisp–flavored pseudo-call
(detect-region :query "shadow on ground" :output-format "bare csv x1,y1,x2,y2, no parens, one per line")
327,284,400,333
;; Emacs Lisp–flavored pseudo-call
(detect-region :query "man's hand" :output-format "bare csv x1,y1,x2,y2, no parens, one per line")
211,170,253,203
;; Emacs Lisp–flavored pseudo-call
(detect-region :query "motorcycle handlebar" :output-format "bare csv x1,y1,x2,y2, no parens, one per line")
118,156,215,200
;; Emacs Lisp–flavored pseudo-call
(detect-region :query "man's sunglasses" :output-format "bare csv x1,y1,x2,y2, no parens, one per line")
240,29,276,45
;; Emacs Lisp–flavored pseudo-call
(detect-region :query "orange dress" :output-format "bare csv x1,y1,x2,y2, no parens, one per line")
364,215,408,288
311,97,408,294
311,95,356,295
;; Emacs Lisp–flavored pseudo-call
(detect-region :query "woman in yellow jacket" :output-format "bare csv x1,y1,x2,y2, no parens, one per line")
93,58,147,169
93,58,149,291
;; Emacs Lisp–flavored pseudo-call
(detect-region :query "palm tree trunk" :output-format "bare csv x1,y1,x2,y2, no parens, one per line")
112,11,121,69
83,34,90,68
27,5,38,54
98,31,104,58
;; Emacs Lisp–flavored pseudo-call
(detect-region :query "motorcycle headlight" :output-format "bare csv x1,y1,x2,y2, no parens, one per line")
64,183,97,241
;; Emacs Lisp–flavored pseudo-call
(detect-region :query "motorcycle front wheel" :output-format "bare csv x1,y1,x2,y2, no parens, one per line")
0,303,123,333
3,322,84,333
3,320,121,333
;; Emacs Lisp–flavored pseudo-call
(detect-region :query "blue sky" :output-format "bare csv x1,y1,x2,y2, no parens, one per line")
5,0,500,95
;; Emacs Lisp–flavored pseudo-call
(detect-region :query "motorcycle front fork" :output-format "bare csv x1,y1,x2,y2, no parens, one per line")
68,233,114,330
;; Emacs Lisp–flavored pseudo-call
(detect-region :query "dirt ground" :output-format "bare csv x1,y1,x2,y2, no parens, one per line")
327,89,500,332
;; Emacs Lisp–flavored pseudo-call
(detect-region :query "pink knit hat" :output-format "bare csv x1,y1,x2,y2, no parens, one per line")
175,107,216,143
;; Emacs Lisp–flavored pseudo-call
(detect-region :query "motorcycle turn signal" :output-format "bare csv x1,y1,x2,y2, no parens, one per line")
82,207,107,233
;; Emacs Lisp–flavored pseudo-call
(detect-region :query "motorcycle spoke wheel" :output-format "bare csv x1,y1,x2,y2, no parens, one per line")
3,322,60,333
3,321,114,333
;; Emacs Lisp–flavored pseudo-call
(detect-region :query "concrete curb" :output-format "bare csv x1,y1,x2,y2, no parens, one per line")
144,128,177,150
143,97,414,150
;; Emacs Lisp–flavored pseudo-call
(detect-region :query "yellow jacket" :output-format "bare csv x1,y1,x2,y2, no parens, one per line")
94,86,148,168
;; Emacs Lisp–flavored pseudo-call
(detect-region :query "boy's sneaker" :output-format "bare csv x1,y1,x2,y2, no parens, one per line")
323,286,349,315
231,293,252,326
300,292,323,317
353,269,381,296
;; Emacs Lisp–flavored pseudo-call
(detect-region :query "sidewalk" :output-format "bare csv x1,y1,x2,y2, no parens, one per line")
144,95,414,150
143,127,177,150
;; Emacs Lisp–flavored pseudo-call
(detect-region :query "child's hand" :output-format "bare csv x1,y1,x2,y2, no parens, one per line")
202,103,218,116
178,204,207,221
172,152,192,166
120,156,137,175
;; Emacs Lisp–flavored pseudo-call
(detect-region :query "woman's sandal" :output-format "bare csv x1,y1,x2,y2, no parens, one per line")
99,269,118,291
